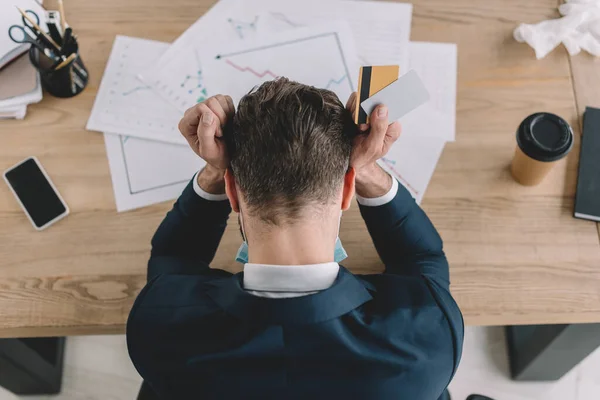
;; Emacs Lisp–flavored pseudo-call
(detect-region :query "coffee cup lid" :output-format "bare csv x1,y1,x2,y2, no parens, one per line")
517,113,574,162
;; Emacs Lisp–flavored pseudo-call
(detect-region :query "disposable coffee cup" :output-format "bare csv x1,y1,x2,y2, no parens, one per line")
511,112,574,186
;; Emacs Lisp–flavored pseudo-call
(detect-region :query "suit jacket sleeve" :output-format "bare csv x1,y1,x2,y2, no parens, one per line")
358,180,464,378
147,178,232,280
358,179,447,282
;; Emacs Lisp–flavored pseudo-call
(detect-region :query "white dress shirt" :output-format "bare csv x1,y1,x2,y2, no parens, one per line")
192,170,398,298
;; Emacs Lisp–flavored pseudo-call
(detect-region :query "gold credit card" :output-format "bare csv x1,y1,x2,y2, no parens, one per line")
355,65,400,124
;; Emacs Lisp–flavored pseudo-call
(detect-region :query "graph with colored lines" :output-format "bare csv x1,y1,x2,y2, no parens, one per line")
139,10,269,112
87,36,184,145
180,70,208,103
377,135,446,204
380,157,420,196
203,24,358,105
221,58,348,90
122,85,150,96
228,16,259,39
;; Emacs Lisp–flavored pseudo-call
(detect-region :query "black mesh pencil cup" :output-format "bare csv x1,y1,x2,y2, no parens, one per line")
28,38,89,98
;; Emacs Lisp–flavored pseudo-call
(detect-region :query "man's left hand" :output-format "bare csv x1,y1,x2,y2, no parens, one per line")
345,93,402,173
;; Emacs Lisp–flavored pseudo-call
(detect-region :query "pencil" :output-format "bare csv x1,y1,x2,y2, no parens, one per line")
57,0,67,32
54,53,76,70
16,7,61,51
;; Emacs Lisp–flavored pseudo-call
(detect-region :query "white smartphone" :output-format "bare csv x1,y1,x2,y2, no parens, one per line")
3,157,70,231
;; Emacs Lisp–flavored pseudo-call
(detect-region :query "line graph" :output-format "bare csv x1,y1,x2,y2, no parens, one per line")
269,12,299,28
324,75,347,90
208,29,356,104
223,59,348,91
180,74,200,89
224,59,278,79
122,85,150,96
87,37,182,145
381,157,419,195
215,32,348,61
228,16,259,39
179,70,208,103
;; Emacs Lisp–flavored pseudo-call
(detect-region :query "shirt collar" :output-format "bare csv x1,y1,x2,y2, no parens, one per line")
243,262,340,293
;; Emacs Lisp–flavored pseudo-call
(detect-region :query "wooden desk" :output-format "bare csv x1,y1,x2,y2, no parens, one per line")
1,0,599,338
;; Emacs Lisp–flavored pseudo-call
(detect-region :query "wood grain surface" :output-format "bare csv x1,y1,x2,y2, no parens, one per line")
0,0,599,338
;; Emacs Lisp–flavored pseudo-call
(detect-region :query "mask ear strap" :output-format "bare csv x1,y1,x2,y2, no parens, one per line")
239,205,248,244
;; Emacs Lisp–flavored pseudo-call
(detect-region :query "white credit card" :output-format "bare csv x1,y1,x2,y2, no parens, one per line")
360,69,430,122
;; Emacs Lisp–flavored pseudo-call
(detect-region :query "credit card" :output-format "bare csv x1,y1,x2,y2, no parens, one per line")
355,65,400,124
360,69,430,123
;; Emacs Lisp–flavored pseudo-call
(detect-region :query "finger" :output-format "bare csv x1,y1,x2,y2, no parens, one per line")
196,103,217,137
179,103,203,138
205,97,228,127
383,121,401,151
387,121,402,141
359,124,369,132
179,111,201,151
225,95,235,116
367,105,389,146
214,96,232,135
196,104,225,158
210,98,228,139
215,94,234,118
345,92,357,111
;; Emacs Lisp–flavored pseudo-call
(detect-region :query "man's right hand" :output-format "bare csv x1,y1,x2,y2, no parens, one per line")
178,95,235,170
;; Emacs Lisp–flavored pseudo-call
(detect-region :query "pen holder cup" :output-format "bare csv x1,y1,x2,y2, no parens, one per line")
28,46,89,98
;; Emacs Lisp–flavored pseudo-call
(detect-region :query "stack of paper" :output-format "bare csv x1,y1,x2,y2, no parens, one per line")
0,54,43,119
0,0,46,119
87,0,457,211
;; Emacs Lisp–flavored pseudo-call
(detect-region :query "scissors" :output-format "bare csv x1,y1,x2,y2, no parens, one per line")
8,10,58,60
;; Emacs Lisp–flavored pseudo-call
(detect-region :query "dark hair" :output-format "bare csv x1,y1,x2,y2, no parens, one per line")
225,78,356,225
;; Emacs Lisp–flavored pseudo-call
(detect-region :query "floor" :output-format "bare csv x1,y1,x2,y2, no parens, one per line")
1,327,599,400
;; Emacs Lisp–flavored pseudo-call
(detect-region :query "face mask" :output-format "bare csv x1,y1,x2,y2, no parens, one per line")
234,211,348,264
235,238,347,264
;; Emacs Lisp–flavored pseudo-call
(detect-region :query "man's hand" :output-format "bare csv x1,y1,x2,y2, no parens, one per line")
345,93,402,172
346,93,402,198
178,95,235,170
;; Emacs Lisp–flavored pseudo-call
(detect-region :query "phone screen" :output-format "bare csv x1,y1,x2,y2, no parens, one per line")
4,158,67,228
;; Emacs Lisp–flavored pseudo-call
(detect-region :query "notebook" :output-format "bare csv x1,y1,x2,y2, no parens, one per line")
0,53,38,101
0,53,41,110
574,107,600,222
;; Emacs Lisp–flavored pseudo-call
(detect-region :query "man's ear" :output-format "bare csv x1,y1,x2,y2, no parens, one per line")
341,167,356,211
225,168,240,213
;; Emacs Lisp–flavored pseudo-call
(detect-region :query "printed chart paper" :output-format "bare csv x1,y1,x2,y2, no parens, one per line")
140,0,412,111
87,36,203,211
87,36,184,145
104,134,203,212
201,23,359,106
379,135,446,204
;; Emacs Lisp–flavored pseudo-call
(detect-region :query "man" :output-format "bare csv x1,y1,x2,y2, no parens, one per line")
127,78,463,399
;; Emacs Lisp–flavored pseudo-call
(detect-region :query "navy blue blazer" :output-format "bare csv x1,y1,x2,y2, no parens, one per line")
127,179,464,399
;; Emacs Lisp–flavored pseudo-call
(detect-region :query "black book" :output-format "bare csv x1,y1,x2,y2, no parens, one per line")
574,107,600,222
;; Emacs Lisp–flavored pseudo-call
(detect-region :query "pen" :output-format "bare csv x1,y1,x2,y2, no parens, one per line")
47,21,63,44
46,10,64,42
62,27,72,54
54,53,76,70
71,71,84,88
58,0,67,33
72,59,88,78
16,7,61,52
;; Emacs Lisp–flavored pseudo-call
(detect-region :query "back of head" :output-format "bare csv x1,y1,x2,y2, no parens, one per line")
226,78,356,225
